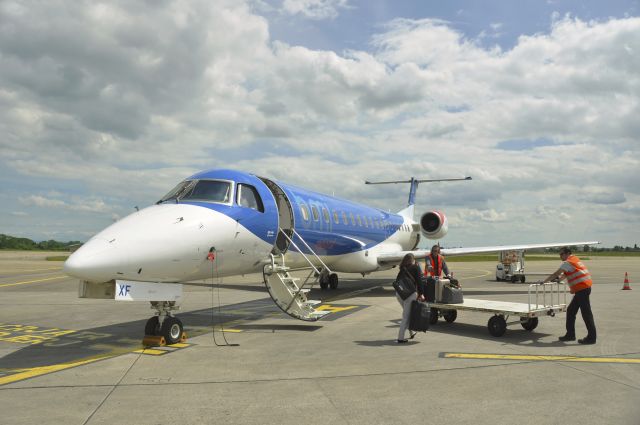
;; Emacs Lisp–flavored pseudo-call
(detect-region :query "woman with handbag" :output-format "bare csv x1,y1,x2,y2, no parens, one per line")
394,253,425,343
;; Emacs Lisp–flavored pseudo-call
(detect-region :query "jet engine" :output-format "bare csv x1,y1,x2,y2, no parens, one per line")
420,211,448,239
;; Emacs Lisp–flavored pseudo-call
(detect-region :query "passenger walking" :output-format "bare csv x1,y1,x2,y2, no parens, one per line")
395,253,424,343
542,247,597,344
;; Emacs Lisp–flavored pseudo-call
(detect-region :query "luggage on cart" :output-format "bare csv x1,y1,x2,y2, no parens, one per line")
421,277,436,302
409,300,430,332
441,284,463,304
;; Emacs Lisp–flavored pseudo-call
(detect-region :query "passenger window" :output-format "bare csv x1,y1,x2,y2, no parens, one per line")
363,216,368,228
356,215,362,226
300,204,310,221
311,205,319,221
322,207,330,223
236,184,264,212
342,211,348,225
333,211,339,224
349,212,355,225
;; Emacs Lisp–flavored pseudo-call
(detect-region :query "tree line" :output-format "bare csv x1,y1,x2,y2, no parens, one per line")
0,234,82,251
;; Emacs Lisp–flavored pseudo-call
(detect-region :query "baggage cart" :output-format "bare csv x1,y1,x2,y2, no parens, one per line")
428,281,567,337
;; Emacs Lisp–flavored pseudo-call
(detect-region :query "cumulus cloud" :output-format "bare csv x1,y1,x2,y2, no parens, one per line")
0,1,638,245
19,194,111,213
281,0,349,20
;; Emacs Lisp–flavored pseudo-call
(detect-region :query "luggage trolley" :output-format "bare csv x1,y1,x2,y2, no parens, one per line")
429,282,567,337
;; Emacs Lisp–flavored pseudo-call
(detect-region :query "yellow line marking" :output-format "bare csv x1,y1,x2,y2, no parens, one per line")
315,305,358,313
444,353,640,364
133,348,167,355
169,343,191,348
0,275,67,288
0,355,114,386
4,267,63,273
214,328,242,333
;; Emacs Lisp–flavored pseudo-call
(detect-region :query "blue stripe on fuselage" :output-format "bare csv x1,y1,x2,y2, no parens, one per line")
276,181,404,255
172,169,405,256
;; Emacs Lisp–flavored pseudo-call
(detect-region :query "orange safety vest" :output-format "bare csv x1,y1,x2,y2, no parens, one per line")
564,255,593,294
426,253,444,277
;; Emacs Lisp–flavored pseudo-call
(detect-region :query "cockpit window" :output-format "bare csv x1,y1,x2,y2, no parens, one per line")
158,180,196,203
180,180,231,203
237,184,264,212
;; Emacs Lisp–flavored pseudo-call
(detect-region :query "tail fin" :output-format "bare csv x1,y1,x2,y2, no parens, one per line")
365,176,472,218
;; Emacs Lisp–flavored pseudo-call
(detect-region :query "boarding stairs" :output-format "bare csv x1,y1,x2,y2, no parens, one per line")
263,228,332,321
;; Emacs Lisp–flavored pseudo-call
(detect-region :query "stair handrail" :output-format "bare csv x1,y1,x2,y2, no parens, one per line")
288,228,332,274
278,229,322,275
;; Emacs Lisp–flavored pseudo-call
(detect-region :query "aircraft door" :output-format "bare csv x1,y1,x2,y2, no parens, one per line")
258,177,295,254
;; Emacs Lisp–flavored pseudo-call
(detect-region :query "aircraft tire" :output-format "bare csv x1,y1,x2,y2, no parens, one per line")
145,316,159,336
520,275,526,283
161,316,183,345
329,273,339,289
320,280,329,290
443,310,457,323
488,315,507,337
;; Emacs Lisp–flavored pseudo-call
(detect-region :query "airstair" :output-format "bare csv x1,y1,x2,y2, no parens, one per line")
263,228,332,321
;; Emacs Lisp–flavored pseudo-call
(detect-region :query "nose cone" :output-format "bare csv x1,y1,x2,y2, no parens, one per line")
64,237,119,282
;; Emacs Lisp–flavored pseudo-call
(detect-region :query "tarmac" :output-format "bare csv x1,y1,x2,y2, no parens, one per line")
1,250,639,424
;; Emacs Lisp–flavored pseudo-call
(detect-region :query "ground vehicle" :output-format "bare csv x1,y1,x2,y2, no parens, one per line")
496,250,526,282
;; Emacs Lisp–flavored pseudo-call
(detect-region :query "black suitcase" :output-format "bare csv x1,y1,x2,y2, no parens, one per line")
421,277,436,302
409,300,430,332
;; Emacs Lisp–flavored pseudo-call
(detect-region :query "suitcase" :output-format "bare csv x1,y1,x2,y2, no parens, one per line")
409,300,430,332
441,285,463,304
421,277,436,302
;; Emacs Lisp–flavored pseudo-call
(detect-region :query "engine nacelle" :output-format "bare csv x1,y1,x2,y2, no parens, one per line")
420,211,448,240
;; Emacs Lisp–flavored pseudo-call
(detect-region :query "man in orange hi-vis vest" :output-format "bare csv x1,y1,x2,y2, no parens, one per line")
542,246,597,344
425,245,450,278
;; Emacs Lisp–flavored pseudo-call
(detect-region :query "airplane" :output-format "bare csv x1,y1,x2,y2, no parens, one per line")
64,168,598,344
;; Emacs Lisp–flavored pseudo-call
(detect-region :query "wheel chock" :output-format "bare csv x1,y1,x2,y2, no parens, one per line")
179,331,188,343
142,335,166,347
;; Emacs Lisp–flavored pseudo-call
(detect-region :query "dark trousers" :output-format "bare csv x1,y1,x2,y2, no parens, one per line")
566,287,597,339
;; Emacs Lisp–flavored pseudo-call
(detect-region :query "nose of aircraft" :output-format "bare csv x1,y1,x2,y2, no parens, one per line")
63,237,122,282
64,203,228,283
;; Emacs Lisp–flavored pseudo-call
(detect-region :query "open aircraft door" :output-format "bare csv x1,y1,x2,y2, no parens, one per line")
258,177,327,321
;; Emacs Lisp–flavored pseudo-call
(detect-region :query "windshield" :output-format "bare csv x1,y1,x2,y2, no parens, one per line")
158,180,231,204
158,180,196,203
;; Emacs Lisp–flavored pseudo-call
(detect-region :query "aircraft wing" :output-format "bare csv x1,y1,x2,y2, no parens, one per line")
376,241,599,265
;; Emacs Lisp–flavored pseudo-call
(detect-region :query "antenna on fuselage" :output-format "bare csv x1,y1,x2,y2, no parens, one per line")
365,176,472,206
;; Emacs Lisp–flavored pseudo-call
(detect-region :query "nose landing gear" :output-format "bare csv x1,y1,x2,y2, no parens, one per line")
143,301,186,346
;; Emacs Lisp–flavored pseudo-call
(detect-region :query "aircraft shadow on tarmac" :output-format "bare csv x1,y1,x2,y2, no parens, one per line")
0,298,322,370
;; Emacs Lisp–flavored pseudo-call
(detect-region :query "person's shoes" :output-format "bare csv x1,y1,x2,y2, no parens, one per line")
578,337,596,345
558,335,576,342
409,331,417,340
397,339,408,343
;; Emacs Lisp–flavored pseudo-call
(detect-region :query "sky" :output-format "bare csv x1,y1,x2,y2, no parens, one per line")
0,0,639,248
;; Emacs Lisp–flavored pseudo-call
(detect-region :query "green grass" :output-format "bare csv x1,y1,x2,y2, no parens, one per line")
446,254,563,262
46,256,69,261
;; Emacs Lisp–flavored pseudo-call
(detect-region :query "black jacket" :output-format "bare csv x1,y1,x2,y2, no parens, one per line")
397,264,423,296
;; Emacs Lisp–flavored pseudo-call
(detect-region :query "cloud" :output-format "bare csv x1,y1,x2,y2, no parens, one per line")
0,2,638,245
281,0,350,20
19,194,111,213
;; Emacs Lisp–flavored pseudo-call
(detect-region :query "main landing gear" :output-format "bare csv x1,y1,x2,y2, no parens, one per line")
143,301,185,345
319,272,339,290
